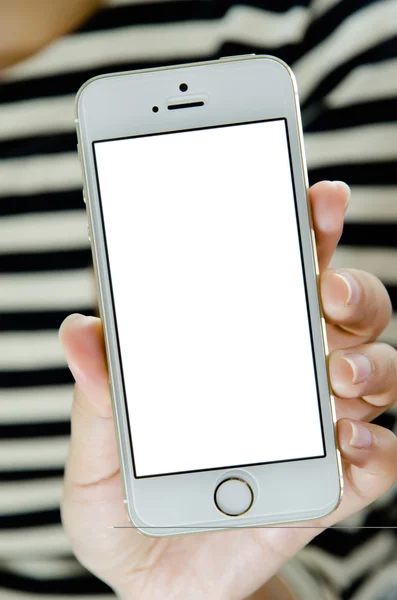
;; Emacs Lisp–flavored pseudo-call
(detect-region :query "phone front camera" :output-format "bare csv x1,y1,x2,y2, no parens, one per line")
179,83,188,92
152,106,159,113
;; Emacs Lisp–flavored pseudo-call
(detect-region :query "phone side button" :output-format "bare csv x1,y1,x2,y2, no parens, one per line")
219,54,256,61
311,228,320,276
321,317,329,356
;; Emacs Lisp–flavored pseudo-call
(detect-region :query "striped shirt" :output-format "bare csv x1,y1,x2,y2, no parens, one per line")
0,0,396,597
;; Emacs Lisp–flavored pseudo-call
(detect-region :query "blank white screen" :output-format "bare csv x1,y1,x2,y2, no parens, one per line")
94,119,324,477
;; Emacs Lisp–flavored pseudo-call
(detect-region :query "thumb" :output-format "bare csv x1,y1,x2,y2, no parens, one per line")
59,313,120,488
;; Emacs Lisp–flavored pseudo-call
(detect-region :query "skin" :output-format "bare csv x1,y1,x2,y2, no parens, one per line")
0,0,103,70
59,181,397,600
0,0,166,70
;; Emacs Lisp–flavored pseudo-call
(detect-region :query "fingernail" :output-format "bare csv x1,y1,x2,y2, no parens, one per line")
332,271,361,305
349,421,372,449
340,352,373,384
60,312,86,326
332,181,351,209
58,313,87,342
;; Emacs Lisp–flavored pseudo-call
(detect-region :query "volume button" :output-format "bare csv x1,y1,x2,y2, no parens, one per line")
311,228,320,276
77,144,87,205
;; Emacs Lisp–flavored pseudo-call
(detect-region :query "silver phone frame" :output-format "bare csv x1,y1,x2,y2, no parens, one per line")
76,55,343,537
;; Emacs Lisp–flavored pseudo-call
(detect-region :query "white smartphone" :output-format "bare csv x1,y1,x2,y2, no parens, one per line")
76,55,343,537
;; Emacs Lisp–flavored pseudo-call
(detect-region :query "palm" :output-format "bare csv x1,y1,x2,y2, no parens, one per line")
62,440,384,600
63,467,301,598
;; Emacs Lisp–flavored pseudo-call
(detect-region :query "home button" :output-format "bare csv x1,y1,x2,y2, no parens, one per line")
214,477,254,516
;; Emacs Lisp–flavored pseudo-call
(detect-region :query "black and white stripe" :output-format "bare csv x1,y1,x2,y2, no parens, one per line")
0,0,396,596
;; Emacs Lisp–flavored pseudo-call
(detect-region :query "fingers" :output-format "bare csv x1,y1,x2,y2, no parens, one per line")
59,314,120,489
329,342,397,421
320,419,397,527
321,268,392,350
309,180,350,272
338,419,397,505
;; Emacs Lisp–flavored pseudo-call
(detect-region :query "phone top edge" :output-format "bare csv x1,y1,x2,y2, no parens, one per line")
74,54,298,123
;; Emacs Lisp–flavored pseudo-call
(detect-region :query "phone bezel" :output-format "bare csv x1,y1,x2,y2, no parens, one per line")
76,55,343,536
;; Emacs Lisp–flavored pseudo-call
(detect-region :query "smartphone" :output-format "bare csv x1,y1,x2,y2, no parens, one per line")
76,55,343,537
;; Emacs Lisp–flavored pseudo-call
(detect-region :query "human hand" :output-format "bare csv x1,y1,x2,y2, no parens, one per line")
59,181,397,600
